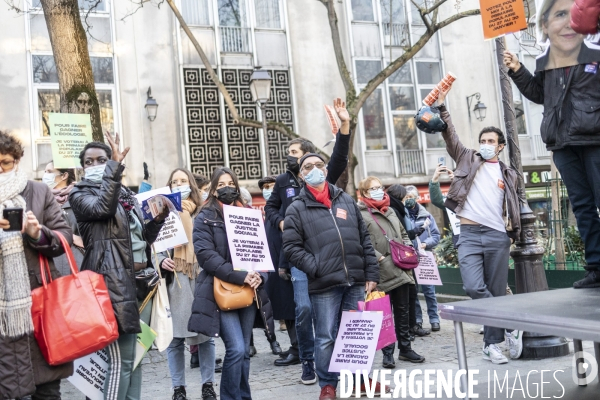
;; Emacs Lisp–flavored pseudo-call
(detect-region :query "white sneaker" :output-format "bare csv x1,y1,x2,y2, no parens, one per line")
506,330,523,359
482,344,508,364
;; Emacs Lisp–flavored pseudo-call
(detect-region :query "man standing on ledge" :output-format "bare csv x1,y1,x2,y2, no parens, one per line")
436,86,524,364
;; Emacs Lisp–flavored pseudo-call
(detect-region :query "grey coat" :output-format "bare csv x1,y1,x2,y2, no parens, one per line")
358,202,415,293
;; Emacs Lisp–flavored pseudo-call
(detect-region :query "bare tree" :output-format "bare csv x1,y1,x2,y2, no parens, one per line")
318,0,480,193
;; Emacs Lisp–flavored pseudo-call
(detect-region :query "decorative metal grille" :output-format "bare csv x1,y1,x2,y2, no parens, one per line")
183,68,293,179
183,68,225,177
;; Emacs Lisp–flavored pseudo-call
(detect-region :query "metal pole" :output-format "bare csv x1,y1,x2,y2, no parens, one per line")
259,101,270,176
453,321,469,400
494,37,569,358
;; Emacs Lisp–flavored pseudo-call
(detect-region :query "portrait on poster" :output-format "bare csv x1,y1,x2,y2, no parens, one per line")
535,0,600,71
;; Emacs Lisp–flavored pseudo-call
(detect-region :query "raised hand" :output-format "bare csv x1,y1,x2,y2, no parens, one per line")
503,51,521,72
105,131,130,163
333,98,351,135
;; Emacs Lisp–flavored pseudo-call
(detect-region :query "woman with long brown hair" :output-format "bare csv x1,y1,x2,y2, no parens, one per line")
157,168,217,400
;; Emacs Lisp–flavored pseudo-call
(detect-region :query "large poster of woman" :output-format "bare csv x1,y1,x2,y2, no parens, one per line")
535,0,600,70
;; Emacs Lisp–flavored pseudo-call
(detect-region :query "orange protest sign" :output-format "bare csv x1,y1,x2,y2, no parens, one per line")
479,0,527,40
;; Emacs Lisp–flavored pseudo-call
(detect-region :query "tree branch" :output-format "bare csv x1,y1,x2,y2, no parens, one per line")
423,0,447,16
410,0,432,32
434,8,480,30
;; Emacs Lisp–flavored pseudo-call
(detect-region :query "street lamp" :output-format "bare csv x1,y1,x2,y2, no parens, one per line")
466,92,487,121
250,67,272,176
145,87,159,122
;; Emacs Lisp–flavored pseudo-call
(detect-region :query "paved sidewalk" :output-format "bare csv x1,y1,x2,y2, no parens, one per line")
61,300,594,399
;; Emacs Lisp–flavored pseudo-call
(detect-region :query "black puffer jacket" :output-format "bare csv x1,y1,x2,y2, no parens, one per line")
282,183,379,293
188,206,268,338
69,161,163,334
509,63,600,150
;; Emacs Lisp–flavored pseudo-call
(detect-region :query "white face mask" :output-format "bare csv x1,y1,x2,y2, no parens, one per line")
84,164,107,184
0,169,15,185
42,172,59,189
479,144,497,160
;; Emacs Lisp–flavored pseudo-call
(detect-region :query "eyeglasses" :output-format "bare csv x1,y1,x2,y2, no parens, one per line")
302,162,325,172
170,179,189,185
0,160,16,172
368,186,383,192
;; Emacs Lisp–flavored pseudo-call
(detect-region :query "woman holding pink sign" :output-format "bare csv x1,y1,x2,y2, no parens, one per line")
357,176,425,369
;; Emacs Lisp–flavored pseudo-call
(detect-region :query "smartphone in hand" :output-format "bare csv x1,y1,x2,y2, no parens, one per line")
3,208,23,231
438,156,446,166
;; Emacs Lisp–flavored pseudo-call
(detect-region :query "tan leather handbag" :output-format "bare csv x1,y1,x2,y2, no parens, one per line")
213,277,255,311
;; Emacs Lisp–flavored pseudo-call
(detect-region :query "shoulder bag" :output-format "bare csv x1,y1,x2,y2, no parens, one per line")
31,231,119,366
368,208,419,270
213,276,255,311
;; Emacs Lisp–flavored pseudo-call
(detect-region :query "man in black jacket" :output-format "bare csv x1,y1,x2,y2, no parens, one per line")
264,98,350,383
505,51,600,288
283,153,379,400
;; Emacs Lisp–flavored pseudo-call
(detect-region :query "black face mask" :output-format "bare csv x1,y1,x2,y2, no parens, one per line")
286,155,300,174
216,186,239,205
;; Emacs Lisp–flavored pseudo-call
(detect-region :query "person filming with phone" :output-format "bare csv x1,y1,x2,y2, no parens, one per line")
0,130,73,400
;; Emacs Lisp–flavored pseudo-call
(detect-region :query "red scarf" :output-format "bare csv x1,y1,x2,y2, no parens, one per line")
362,194,390,214
306,183,331,209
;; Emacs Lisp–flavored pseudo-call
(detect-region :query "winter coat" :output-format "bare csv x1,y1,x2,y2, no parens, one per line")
282,183,379,294
53,201,85,277
264,217,295,320
439,106,523,241
69,160,164,334
188,206,268,338
0,181,73,399
508,63,600,151
571,0,600,34
264,131,350,271
408,204,441,251
358,202,414,293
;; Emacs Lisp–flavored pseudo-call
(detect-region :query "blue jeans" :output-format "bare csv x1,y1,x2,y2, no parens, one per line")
291,267,315,362
414,284,440,324
167,337,215,388
219,304,256,400
553,147,600,268
310,284,364,389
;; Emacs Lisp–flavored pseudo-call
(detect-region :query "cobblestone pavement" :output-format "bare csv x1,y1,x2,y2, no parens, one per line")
61,300,588,399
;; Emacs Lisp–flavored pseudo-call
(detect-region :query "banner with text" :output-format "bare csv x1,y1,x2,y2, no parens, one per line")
223,204,275,272
48,113,93,169
67,349,109,400
415,251,443,286
479,0,527,40
328,311,383,373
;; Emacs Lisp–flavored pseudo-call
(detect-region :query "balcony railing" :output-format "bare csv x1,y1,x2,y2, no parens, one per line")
383,23,409,47
397,149,426,175
532,135,551,159
521,23,537,43
220,26,251,53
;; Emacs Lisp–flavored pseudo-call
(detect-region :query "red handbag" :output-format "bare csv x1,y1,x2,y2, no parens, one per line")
31,231,119,366
368,208,419,270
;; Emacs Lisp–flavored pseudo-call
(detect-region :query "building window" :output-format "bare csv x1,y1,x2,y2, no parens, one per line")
32,0,107,11
218,0,251,52
415,61,441,85
255,0,282,29
356,60,381,84
351,0,375,21
363,89,388,150
182,0,212,26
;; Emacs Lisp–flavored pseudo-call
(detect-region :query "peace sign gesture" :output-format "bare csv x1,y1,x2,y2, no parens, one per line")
105,131,130,163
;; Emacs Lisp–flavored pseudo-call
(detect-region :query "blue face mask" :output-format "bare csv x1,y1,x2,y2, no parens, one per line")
84,164,106,184
369,188,384,201
263,188,273,200
201,191,208,202
303,167,326,187
172,185,191,200
479,144,497,160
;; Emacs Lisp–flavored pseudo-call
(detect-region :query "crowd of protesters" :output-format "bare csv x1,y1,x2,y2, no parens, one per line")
12,72,600,400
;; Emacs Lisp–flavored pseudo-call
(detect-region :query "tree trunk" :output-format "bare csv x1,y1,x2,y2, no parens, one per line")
41,0,104,142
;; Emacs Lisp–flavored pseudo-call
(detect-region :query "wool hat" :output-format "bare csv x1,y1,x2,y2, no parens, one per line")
298,153,326,169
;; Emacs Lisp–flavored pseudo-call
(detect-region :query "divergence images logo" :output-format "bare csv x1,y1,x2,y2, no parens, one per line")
572,351,598,386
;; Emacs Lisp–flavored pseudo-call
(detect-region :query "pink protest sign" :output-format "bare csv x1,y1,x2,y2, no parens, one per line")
223,204,275,272
414,251,443,286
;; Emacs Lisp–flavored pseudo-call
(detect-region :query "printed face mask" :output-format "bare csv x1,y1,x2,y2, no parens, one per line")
286,155,300,174
303,167,326,187
84,164,106,184
172,185,192,200
479,144,497,160
216,186,239,205
369,188,385,201
42,172,59,189
404,198,417,209
263,188,273,201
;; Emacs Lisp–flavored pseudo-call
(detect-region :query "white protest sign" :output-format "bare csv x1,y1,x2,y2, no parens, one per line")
48,113,93,169
446,208,461,235
328,311,383,373
223,204,275,272
414,251,443,286
135,187,188,253
67,349,109,400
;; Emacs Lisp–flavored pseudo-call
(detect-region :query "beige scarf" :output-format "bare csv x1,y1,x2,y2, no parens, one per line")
173,199,199,279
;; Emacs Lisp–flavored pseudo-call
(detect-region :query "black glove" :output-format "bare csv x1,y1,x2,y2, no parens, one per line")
278,268,291,281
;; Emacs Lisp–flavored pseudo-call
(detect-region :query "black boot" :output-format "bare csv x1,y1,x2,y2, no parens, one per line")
398,349,425,363
573,270,600,288
382,345,396,369
270,340,283,355
190,352,199,369
412,323,430,337
172,386,187,400
202,382,217,400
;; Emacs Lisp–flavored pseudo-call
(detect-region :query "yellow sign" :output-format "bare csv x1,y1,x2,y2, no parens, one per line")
48,113,93,169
